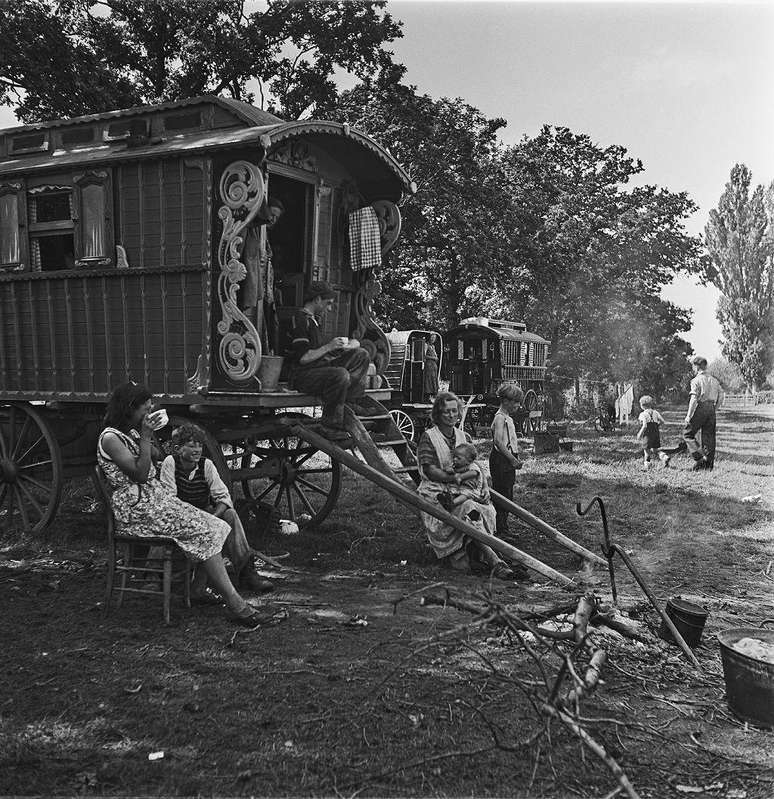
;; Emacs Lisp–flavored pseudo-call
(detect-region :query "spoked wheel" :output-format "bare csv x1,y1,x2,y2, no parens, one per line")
523,390,538,413
389,409,415,442
0,403,63,533
238,413,341,527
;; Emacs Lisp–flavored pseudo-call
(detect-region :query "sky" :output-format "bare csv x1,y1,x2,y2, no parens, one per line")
381,0,774,360
2,1,772,360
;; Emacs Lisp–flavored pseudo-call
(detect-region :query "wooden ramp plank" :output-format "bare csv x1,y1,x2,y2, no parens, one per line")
490,490,607,567
292,423,577,589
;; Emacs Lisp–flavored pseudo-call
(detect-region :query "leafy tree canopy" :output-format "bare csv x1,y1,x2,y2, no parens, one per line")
0,0,403,122
329,84,703,390
704,164,774,390
486,127,703,382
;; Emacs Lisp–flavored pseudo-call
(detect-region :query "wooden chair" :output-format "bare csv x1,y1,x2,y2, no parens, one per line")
93,465,191,624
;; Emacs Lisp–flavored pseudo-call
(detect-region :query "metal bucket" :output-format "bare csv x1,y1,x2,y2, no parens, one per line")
659,597,708,647
257,356,284,391
718,628,774,729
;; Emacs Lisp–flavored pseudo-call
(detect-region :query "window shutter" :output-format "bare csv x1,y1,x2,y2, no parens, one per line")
73,170,114,266
0,180,27,271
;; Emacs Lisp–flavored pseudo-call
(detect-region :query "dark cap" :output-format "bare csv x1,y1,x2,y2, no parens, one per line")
304,280,336,302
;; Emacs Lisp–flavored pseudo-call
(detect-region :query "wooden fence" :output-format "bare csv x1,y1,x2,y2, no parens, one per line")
723,392,774,409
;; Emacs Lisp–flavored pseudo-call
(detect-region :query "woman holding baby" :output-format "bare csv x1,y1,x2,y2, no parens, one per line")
97,382,263,626
416,392,514,579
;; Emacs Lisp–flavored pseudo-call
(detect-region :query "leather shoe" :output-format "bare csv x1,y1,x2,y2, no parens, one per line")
348,401,381,417
239,568,274,594
315,423,350,441
191,588,223,606
230,605,275,628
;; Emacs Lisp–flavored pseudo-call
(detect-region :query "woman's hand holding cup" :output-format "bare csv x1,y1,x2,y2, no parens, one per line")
147,409,169,431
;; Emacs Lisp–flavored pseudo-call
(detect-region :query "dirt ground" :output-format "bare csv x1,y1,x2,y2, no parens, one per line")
1,406,774,798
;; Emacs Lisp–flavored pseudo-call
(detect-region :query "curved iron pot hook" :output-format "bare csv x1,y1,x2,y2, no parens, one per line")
575,495,701,669
576,496,617,605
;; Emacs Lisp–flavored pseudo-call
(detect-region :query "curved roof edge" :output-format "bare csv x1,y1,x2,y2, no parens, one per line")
264,120,416,195
446,322,550,346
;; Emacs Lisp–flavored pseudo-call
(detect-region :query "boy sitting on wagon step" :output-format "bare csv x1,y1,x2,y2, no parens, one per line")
289,280,374,440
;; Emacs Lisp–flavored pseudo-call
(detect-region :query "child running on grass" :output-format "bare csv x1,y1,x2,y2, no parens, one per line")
636,395,670,469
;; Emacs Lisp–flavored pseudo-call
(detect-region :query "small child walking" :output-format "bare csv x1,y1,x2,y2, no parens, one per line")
636,395,670,469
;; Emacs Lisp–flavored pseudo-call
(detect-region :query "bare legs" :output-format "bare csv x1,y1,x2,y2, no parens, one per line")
199,554,248,613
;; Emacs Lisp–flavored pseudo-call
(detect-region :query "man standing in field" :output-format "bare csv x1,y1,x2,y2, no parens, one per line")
683,355,724,471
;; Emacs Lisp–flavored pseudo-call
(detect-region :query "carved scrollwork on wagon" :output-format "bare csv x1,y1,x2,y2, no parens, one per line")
271,140,317,172
216,160,265,384
371,200,401,255
352,270,390,379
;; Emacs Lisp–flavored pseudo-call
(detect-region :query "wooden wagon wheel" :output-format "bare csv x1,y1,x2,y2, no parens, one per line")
523,390,538,412
0,403,63,533
389,409,415,442
237,413,341,527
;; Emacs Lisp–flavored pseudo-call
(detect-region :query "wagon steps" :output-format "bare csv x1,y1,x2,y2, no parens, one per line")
341,396,420,484
292,416,602,590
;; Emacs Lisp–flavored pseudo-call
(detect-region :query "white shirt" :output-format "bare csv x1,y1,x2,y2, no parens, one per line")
638,409,665,426
160,455,233,509
690,372,724,405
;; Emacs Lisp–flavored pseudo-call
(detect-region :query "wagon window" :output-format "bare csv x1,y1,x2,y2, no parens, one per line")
24,170,114,271
28,185,75,271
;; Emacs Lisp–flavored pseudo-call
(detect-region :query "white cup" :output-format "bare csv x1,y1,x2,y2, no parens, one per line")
148,409,169,430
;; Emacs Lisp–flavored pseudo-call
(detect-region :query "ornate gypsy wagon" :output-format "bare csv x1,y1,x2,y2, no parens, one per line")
443,317,550,434
0,95,415,533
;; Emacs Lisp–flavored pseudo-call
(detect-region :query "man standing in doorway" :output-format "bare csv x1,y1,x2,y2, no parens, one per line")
241,197,285,351
683,355,724,471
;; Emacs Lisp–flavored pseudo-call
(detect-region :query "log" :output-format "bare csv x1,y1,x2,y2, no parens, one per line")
421,593,582,622
591,611,652,643
292,424,577,589
567,649,607,703
573,592,597,643
490,490,607,568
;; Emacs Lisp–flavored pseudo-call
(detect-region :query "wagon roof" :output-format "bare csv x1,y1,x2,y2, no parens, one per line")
0,96,414,199
386,330,439,347
446,322,550,346
0,95,284,133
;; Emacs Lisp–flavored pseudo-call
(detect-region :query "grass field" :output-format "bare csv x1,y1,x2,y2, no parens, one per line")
1,405,773,798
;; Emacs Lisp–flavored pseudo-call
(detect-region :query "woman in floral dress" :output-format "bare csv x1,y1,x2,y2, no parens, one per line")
97,382,264,626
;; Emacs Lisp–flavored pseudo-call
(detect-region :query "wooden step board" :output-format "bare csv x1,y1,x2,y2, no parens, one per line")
342,397,419,483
